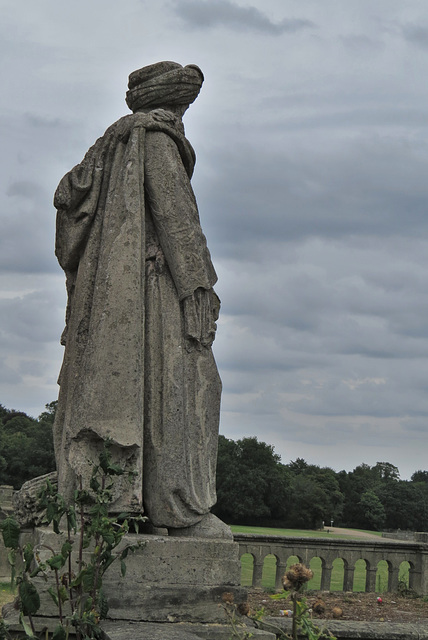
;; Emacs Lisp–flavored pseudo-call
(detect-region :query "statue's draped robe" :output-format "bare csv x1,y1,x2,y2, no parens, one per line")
53,111,221,528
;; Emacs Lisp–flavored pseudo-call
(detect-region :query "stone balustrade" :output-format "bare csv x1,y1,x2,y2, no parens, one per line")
234,533,428,595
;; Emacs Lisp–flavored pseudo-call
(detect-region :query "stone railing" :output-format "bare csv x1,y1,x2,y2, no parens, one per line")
0,485,15,580
0,485,14,516
234,533,428,595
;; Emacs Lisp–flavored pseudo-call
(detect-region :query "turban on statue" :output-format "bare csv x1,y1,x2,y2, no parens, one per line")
126,61,204,112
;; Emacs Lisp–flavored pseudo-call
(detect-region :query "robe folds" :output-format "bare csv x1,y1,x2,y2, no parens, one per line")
53,110,221,528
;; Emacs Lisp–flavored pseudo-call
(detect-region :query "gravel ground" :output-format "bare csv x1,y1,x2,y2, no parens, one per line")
247,589,428,623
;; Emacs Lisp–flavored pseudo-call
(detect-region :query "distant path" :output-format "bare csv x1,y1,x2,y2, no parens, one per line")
327,526,381,540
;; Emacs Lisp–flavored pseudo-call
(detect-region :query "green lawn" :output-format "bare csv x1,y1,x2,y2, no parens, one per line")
0,582,14,610
231,524,382,540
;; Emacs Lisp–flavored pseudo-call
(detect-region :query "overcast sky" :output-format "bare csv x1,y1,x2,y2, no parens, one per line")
1,0,428,479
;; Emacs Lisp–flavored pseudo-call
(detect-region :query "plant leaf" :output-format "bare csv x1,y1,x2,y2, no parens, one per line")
51,624,67,640
23,544,34,572
61,541,73,559
48,586,59,607
7,549,16,568
19,612,35,638
97,588,109,619
19,581,40,616
46,554,66,571
1,517,20,549
270,591,290,600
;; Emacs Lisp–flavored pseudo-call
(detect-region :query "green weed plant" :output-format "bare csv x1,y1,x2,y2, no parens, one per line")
0,442,144,640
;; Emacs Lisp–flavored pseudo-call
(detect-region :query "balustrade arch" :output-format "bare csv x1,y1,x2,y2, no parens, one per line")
235,533,428,595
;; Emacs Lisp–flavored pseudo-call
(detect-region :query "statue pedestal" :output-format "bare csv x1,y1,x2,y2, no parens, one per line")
4,528,277,638
31,528,246,624
103,533,246,623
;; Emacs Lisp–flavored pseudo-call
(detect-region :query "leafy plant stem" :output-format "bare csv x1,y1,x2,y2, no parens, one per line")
92,539,103,604
53,567,63,624
27,612,36,636
292,592,298,640
67,521,75,615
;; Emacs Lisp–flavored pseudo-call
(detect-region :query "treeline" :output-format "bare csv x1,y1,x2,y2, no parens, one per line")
1,403,428,532
212,435,428,532
0,402,56,489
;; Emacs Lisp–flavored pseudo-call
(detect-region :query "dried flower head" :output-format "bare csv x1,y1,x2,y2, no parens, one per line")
237,602,250,616
221,592,234,604
282,563,313,591
313,598,326,615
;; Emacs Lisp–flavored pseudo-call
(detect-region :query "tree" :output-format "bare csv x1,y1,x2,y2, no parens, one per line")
376,481,428,531
411,470,428,484
214,436,290,524
359,490,386,530
372,461,400,482
285,461,344,529
338,462,399,529
286,475,331,529
0,402,56,489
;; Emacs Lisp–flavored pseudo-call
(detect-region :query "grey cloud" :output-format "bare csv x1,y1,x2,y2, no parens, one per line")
16,359,47,377
402,23,428,49
3,0,428,475
0,359,21,385
174,0,314,34
0,190,56,274
215,238,428,358
6,181,44,199
199,129,428,260
340,34,383,52
0,289,64,346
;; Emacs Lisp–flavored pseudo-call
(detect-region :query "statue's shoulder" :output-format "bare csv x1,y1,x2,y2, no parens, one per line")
104,110,185,141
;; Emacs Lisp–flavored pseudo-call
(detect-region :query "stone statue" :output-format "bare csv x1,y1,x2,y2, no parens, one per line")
53,62,230,538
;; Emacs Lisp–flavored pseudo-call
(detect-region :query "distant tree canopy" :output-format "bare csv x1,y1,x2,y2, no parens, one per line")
213,436,290,524
214,435,428,532
1,401,428,532
0,401,56,489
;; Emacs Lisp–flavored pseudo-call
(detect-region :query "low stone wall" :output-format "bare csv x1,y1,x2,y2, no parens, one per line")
382,530,414,541
0,485,15,581
0,485,14,522
0,538,10,581
234,533,428,595
260,617,428,639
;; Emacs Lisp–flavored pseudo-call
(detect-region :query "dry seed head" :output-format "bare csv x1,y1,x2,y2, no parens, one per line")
283,563,313,590
221,592,234,604
237,602,250,616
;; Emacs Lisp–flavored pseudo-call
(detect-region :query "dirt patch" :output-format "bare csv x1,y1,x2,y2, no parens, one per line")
327,527,383,540
247,589,428,623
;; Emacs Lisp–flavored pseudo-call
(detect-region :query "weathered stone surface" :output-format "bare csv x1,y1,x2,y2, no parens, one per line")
0,485,14,513
2,615,276,640
102,621,276,640
12,472,57,527
4,611,426,640
29,528,246,623
52,61,227,537
261,617,428,639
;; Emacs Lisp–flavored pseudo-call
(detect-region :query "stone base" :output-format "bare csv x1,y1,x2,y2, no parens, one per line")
30,528,247,624
102,620,276,639
2,614,276,640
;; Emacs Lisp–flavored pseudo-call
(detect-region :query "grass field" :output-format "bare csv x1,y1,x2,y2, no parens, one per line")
0,582,14,609
230,525,382,539
232,525,408,593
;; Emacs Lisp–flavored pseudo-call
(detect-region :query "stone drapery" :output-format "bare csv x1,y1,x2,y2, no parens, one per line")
53,109,221,528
